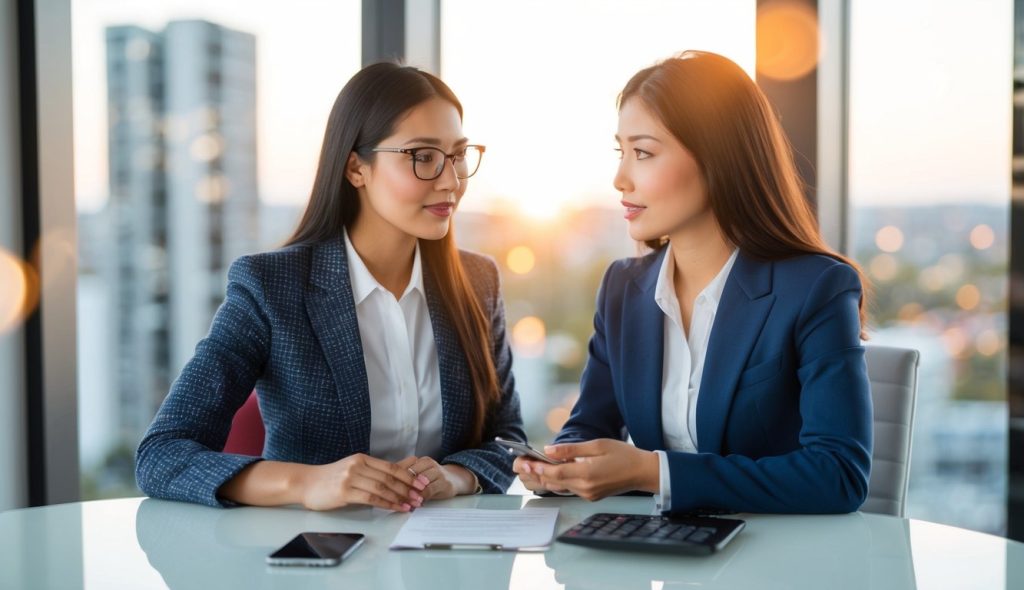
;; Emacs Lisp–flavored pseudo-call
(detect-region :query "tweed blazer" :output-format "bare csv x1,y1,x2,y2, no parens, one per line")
136,236,525,507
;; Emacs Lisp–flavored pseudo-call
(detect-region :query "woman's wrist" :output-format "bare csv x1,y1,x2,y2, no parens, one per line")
219,460,315,507
289,463,319,508
443,464,478,495
635,450,661,494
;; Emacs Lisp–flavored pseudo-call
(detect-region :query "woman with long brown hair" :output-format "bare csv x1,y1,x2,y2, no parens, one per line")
515,51,872,514
136,63,525,511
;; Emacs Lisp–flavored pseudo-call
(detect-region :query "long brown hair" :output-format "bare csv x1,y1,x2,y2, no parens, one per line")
619,50,869,338
285,63,500,446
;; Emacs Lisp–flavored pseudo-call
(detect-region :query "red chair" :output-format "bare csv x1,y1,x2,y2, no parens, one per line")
223,392,265,456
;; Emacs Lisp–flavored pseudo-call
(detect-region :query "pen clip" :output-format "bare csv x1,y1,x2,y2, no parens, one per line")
422,543,504,551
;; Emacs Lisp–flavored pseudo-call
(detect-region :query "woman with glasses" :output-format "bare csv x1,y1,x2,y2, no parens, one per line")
136,63,525,511
514,51,873,515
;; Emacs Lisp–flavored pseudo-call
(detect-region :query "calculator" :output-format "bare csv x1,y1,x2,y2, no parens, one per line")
557,513,745,555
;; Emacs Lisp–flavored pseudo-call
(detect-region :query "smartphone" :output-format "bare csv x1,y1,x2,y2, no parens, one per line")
495,436,565,464
266,532,365,567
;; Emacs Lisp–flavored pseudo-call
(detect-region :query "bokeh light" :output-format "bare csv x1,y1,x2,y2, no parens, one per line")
955,284,981,311
969,224,995,250
975,329,1002,357
0,248,40,334
512,316,546,357
869,253,899,282
190,132,225,162
942,327,969,358
875,225,905,253
755,1,819,81
506,246,536,275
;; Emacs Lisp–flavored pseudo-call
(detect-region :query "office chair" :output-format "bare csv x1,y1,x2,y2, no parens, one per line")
861,345,920,517
223,391,265,456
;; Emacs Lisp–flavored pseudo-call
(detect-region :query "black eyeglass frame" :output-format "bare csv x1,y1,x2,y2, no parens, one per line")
366,145,486,180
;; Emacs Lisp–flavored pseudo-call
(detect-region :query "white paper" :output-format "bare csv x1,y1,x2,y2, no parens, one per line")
389,508,559,550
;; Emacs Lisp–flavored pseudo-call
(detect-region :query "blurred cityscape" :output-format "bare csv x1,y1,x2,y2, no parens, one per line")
77,19,259,497
852,205,1007,534
76,17,1009,537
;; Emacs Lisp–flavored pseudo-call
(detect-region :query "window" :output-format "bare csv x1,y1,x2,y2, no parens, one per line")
848,0,1012,534
441,0,756,447
73,0,362,498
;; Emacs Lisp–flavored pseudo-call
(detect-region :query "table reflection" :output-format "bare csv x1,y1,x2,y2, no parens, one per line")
135,495,520,590
526,497,915,590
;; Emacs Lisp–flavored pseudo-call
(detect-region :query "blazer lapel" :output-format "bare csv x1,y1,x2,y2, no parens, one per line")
423,263,473,456
696,252,776,454
305,237,372,455
622,249,667,451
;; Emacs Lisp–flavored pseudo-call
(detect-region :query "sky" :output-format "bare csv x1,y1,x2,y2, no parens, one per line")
847,0,1013,204
439,0,755,218
71,0,362,213
71,0,1013,216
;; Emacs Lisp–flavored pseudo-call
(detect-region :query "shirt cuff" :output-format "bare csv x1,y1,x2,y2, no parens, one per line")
469,471,483,495
654,450,671,513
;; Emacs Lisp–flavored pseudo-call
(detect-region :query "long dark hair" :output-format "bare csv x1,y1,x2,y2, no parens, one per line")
286,63,500,446
619,51,869,338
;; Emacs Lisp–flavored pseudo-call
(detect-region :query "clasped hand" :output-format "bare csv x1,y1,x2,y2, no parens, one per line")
301,454,475,512
511,439,659,501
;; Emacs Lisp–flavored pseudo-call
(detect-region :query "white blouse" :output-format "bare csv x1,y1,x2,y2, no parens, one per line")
653,248,739,511
344,231,443,463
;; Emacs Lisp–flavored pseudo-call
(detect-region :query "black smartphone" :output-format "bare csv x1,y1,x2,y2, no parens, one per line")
495,436,565,464
266,532,365,567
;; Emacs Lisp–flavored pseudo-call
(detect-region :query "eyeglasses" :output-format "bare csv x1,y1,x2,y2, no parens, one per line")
368,145,485,181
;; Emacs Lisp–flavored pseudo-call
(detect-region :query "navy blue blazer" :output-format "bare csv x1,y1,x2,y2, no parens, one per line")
136,237,525,507
556,247,872,514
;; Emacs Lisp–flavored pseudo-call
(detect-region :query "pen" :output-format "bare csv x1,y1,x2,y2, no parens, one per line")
423,543,504,550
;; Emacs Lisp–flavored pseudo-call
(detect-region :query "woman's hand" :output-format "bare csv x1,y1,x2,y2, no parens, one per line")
399,456,478,500
299,453,430,512
530,439,660,501
512,456,571,494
